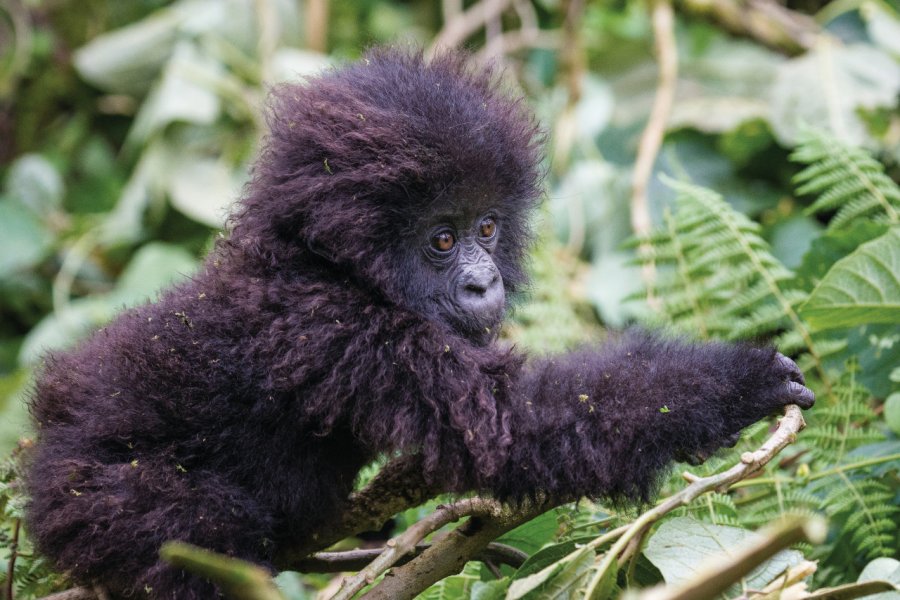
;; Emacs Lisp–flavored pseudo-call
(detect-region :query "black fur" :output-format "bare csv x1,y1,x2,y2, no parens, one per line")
24,49,813,598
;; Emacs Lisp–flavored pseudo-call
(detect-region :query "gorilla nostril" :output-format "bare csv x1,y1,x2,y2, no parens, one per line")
466,283,487,296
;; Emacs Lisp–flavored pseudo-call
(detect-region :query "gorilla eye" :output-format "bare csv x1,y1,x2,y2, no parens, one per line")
480,217,497,239
431,231,456,252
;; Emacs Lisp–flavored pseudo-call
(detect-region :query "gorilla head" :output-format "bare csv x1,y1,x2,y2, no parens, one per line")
225,49,544,342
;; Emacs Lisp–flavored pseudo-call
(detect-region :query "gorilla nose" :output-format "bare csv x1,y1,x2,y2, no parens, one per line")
458,270,504,315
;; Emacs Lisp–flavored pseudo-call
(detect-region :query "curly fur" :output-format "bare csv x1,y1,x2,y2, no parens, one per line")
25,48,810,599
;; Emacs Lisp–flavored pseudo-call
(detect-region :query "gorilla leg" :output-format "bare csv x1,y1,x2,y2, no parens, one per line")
26,439,273,599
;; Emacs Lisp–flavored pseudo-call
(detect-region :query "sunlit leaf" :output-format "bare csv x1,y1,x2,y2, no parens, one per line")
168,157,242,227
644,517,804,596
126,40,223,147
770,41,900,146
5,154,64,216
801,228,900,330
0,201,54,276
857,557,900,600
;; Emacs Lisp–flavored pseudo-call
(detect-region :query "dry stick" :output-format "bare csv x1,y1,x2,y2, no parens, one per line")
330,497,506,600
429,0,513,54
632,0,678,313
305,0,329,53
293,541,527,573
363,501,552,600
442,0,464,25
636,515,827,600
582,404,807,599
678,0,819,56
36,590,96,600
474,30,562,64
6,519,19,600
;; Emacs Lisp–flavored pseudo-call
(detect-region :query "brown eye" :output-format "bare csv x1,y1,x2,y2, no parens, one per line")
431,231,455,252
480,217,496,239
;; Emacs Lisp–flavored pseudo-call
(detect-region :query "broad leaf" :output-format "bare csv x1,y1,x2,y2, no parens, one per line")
0,201,54,276
644,517,803,597
507,545,594,600
770,41,900,146
801,228,900,330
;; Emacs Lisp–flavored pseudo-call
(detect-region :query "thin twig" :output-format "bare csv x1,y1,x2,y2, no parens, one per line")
429,0,513,55
6,519,20,600
305,0,329,53
37,589,96,600
362,500,551,600
442,0,463,25
330,498,504,600
632,0,678,312
677,0,820,56
293,541,527,573
582,404,807,598
475,30,562,63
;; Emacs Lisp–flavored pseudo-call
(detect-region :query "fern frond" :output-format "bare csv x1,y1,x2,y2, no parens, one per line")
804,369,880,463
632,179,816,350
792,129,900,228
818,477,899,561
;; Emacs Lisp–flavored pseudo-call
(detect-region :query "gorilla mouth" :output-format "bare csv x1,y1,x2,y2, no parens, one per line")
438,300,505,345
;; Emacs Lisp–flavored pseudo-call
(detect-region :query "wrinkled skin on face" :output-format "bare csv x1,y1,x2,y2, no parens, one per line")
398,205,506,344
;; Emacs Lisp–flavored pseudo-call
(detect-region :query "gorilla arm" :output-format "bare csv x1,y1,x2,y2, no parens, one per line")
488,333,813,501
298,301,813,503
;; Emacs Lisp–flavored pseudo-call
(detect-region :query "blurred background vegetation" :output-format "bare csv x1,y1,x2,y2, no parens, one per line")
1,0,899,598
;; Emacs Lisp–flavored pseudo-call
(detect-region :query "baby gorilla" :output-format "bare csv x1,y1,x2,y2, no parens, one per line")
25,49,814,598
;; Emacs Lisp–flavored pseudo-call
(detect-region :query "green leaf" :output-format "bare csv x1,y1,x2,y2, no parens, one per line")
470,578,510,600
864,3,900,58
513,537,598,579
794,221,888,292
767,215,823,270
497,509,560,555
113,242,198,306
770,42,900,146
644,517,804,597
857,557,900,600
0,201,54,276
167,157,241,227
507,545,594,600
801,228,900,330
885,393,900,436
5,154,64,216
125,40,223,147
417,562,480,600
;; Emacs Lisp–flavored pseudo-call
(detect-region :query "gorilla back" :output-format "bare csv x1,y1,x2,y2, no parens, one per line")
25,49,813,599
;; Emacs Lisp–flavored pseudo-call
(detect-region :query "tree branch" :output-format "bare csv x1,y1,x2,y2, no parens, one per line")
362,499,552,600
429,0,514,55
292,541,527,573
632,0,678,312
582,404,807,598
40,405,807,600
331,497,508,600
677,0,820,56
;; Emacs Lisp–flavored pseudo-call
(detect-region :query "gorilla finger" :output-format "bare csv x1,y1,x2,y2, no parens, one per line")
781,380,815,409
775,353,805,384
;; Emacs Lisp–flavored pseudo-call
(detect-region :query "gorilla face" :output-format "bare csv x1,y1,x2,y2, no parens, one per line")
398,207,507,343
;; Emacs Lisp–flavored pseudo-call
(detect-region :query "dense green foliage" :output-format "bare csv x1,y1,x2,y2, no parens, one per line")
1,0,898,598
